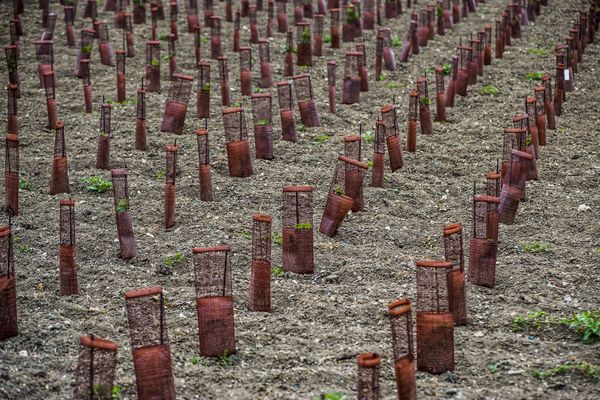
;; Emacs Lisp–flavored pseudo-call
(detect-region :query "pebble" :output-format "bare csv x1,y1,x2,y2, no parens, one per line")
507,369,524,375
19,350,28,357
577,204,590,212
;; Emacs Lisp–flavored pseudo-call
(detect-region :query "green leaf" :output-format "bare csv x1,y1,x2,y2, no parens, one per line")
272,266,284,276
272,234,283,245
116,198,128,213
19,178,33,191
560,311,600,344
520,241,552,254
111,385,121,400
526,71,545,81
362,130,374,144
442,63,452,75
480,85,500,96
528,48,548,56
82,176,112,193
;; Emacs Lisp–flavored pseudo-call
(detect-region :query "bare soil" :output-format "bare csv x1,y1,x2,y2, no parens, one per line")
0,0,599,399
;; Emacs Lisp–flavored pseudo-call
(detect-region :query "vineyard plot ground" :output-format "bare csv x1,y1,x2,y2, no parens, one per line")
0,1,599,399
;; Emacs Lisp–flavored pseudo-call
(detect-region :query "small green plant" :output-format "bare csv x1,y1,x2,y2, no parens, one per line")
191,355,200,365
386,82,403,89
526,71,545,81
512,310,555,332
487,362,499,374
112,385,122,400
442,63,452,75
297,123,305,131
115,198,128,213
82,44,93,55
312,134,331,142
334,186,344,196
237,231,252,240
253,87,263,94
362,130,374,144
150,58,159,67
532,361,599,381
159,253,185,275
256,118,269,126
295,223,312,229
158,32,169,41
161,54,170,62
480,85,500,96
16,243,34,254
82,176,112,193
520,241,553,253
366,159,373,168
561,311,600,344
346,7,359,23
419,96,431,106
390,36,401,47
19,178,33,191
528,48,548,56
200,36,209,44
6,54,17,73
163,252,184,267
219,350,233,367
436,3,443,17
232,101,242,107
301,29,311,44
155,170,166,180
378,73,387,81
202,83,211,91
273,234,283,245
318,393,347,400
324,34,332,44
525,136,532,146
272,266,284,276
93,384,104,398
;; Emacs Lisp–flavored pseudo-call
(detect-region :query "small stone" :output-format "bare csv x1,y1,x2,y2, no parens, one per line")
19,350,28,357
507,369,524,375
577,204,590,212
473,331,484,337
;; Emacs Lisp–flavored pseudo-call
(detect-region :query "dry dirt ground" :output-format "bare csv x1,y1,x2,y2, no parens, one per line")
0,0,599,399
